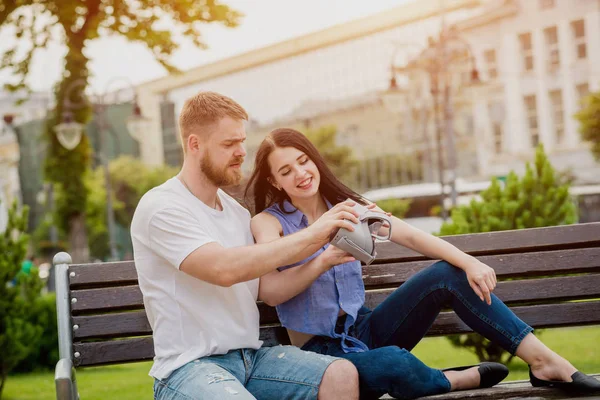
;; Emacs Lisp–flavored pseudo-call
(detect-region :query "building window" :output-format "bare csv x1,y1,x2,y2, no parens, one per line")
571,20,586,60
489,101,505,153
463,114,474,137
518,33,534,72
540,0,555,9
576,83,590,109
524,95,539,147
484,49,498,80
544,26,560,72
549,90,564,144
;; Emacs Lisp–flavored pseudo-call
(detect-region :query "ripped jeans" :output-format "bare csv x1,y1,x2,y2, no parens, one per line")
153,346,339,400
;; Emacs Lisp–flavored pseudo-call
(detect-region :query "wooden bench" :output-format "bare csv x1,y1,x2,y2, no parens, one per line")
54,222,600,400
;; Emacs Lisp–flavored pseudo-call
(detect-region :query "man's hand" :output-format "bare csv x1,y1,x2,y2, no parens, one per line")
463,259,497,305
307,200,360,245
318,245,356,271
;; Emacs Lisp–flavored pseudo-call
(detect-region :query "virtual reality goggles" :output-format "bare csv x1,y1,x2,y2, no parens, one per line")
329,200,392,265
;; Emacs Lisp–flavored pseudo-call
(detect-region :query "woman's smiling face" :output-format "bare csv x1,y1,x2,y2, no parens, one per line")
267,146,321,200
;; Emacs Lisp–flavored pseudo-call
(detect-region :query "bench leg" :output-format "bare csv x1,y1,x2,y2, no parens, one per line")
55,358,79,400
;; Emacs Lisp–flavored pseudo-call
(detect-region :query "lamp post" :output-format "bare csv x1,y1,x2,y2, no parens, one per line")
381,24,481,219
54,78,151,261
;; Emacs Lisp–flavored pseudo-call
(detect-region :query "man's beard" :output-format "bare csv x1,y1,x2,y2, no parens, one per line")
200,153,244,187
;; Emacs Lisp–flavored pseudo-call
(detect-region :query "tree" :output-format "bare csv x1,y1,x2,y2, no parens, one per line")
1,0,241,262
437,145,577,364
439,145,577,236
85,156,178,260
0,201,44,397
575,90,600,161
304,125,357,183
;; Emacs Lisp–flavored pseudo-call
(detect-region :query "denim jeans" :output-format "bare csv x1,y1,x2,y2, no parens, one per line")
153,346,339,399
302,261,534,400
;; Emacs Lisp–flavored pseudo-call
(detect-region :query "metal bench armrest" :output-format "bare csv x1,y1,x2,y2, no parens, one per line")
55,358,79,400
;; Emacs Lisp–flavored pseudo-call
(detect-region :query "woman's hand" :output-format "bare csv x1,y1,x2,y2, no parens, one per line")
463,259,497,305
307,200,360,245
318,245,356,271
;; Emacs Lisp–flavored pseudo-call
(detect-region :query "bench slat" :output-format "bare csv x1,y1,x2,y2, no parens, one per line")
72,301,600,366
73,311,151,339
69,261,137,289
411,375,600,400
72,273,600,338
73,337,154,367
71,285,143,314
364,274,600,312
66,224,600,289
70,273,600,318
375,223,600,261
363,247,600,287
67,248,600,307
72,325,286,367
428,301,600,335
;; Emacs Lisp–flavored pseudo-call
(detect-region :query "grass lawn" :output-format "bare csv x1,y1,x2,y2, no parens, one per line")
4,326,599,400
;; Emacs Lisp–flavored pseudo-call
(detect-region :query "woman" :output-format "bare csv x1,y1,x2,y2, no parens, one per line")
244,128,599,399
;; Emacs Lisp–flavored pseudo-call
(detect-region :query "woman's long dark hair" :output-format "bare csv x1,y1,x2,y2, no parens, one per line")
244,128,368,215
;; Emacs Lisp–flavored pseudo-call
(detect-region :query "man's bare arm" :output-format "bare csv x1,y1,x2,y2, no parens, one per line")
180,201,359,286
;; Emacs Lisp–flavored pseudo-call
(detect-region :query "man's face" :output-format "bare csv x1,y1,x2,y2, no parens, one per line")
199,116,247,187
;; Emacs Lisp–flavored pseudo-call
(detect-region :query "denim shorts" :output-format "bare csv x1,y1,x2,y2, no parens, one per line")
153,346,340,400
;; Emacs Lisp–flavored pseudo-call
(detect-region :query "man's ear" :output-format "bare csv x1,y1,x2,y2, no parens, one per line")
187,134,201,153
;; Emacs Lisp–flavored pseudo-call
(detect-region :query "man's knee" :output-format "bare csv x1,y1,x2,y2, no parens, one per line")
319,359,359,400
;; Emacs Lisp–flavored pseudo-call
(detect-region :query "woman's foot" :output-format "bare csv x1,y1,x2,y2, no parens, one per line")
443,362,509,391
530,367,600,393
516,333,577,383
529,354,577,383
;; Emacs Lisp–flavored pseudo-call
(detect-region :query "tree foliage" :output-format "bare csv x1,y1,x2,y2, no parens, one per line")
0,201,44,397
375,198,411,218
85,155,178,260
1,0,241,261
438,145,577,364
304,125,357,182
575,90,600,161
439,145,577,236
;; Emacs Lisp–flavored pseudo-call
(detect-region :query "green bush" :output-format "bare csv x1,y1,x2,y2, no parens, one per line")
376,198,411,218
12,294,58,373
438,145,577,364
439,145,576,236
0,201,45,397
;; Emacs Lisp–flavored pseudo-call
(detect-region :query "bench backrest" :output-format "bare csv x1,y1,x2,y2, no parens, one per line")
56,223,600,367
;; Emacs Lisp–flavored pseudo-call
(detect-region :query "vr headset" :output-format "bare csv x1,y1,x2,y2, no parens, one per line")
329,200,392,265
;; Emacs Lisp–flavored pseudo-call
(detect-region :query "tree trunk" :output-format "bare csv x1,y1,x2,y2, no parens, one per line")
69,213,89,263
45,34,92,264
0,367,6,399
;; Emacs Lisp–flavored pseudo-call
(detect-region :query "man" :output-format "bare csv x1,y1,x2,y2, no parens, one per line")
131,91,360,399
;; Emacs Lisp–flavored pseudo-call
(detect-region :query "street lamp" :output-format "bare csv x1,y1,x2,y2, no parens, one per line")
382,24,481,219
381,70,409,114
56,78,149,261
54,110,84,150
2,114,16,136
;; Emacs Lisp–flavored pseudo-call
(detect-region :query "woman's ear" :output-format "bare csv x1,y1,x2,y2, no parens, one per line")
267,177,281,191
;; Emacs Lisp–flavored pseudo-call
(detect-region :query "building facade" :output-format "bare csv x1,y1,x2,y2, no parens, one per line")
135,0,600,191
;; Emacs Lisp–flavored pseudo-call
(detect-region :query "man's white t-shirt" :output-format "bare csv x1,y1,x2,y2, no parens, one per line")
130,177,262,380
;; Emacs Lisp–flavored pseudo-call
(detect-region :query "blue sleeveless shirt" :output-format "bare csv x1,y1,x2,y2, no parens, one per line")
264,200,369,353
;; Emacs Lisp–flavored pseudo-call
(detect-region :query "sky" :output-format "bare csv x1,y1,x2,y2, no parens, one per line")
0,0,413,94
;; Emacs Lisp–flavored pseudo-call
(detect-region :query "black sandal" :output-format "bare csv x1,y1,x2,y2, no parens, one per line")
529,367,600,393
443,362,509,388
